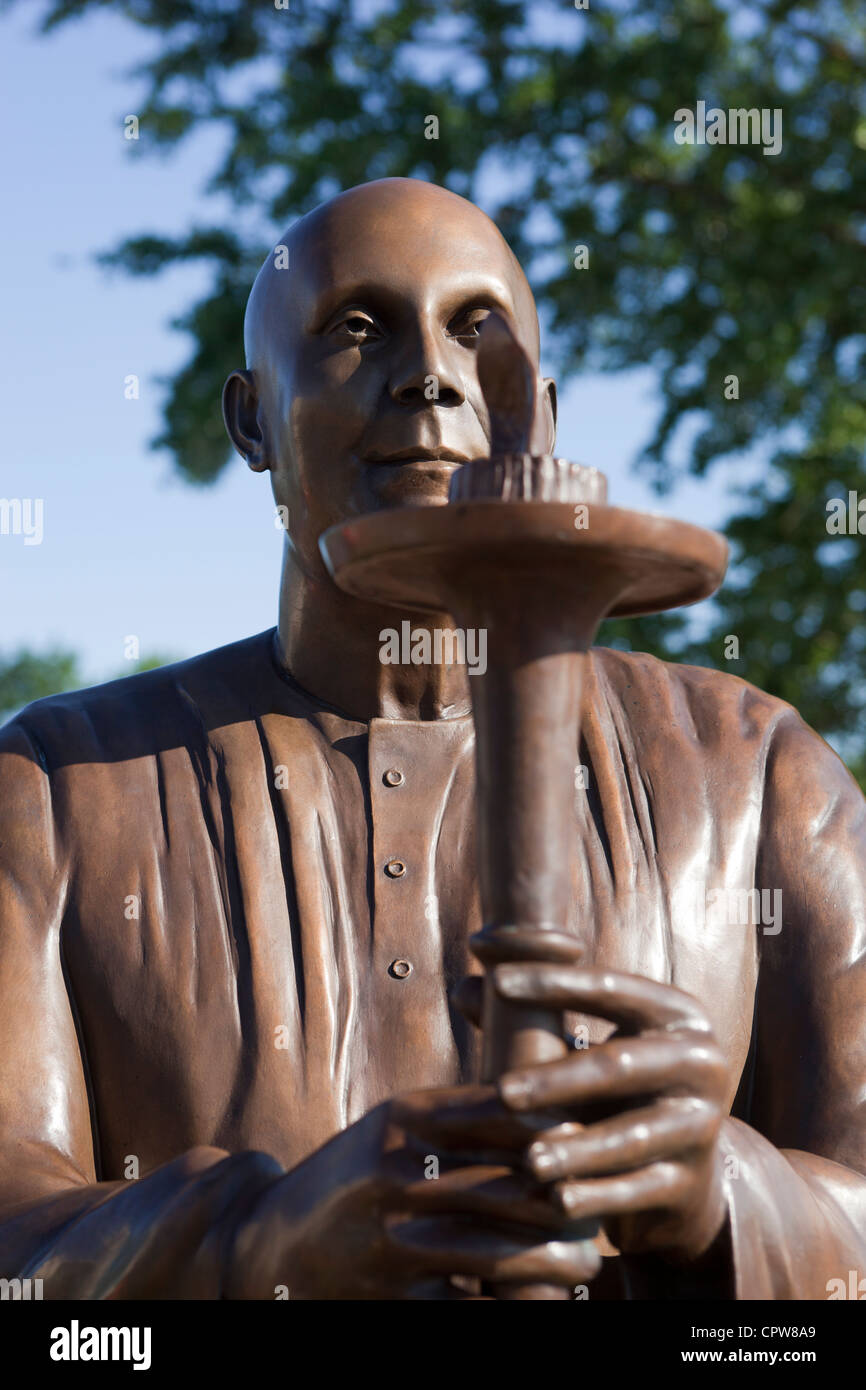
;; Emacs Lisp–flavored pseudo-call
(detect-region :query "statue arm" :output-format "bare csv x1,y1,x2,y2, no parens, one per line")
0,719,281,1298
722,709,866,1299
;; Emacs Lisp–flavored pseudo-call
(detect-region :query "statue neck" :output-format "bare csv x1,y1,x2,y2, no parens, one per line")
275,544,474,723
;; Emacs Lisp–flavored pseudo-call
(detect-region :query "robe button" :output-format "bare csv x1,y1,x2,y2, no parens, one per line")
384,768,405,787
390,959,412,979
385,859,406,878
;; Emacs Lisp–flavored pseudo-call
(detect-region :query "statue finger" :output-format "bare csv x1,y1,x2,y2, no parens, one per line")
527,1098,718,1183
390,1086,559,1153
384,1215,601,1287
551,1161,690,1222
400,1161,596,1234
494,963,713,1035
499,1034,727,1112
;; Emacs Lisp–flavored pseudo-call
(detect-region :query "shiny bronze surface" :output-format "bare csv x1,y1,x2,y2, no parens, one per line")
1,178,864,1300
319,498,727,619
321,316,729,1298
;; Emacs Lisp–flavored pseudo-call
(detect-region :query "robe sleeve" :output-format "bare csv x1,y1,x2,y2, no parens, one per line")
721,707,866,1299
0,717,282,1298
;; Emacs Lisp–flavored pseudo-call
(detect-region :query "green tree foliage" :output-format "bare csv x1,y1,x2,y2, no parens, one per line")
6,0,865,780
0,648,83,721
0,650,177,723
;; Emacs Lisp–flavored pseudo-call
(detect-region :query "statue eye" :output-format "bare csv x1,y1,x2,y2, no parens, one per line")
333,311,381,342
450,307,492,342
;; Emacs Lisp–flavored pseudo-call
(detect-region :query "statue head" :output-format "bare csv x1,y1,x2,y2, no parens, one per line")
223,177,556,577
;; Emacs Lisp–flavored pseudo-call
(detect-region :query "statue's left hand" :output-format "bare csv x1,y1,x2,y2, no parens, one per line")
454,965,730,1264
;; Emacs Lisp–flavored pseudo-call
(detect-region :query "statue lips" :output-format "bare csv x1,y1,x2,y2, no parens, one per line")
363,447,471,472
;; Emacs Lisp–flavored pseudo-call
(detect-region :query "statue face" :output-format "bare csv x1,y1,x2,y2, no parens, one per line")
224,179,553,574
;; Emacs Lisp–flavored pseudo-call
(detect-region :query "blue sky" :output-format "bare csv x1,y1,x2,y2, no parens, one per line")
1,3,749,683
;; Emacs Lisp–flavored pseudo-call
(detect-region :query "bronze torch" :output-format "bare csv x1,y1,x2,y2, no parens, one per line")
320,315,728,1299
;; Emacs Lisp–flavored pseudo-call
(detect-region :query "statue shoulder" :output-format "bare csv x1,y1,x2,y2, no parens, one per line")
591,643,797,724
2,630,276,775
590,644,862,802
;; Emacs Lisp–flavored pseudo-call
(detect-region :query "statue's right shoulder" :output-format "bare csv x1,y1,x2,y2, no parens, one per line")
0,629,278,777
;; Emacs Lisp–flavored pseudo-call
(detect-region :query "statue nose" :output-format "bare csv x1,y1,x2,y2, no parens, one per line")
388,332,466,407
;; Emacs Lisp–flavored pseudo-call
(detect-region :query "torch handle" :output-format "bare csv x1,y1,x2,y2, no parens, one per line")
443,584,598,1301
471,922,591,1300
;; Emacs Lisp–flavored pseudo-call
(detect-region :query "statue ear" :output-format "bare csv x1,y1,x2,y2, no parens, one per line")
222,370,271,472
530,376,557,455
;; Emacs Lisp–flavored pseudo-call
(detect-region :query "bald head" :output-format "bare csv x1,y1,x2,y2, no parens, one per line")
243,178,540,373
223,174,557,559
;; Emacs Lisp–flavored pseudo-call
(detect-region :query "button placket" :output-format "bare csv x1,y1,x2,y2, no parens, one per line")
368,715,473,993
369,724,426,984
363,713,476,1092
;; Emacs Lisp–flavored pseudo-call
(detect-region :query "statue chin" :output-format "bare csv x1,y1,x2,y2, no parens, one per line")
365,462,459,510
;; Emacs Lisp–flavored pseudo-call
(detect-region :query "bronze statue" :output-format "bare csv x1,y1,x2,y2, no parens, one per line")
1,178,864,1300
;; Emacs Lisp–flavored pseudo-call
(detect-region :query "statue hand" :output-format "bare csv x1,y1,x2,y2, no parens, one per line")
456,964,729,1264
224,1083,601,1299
